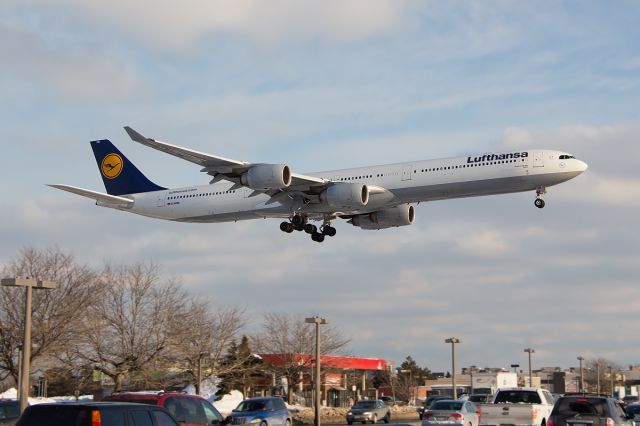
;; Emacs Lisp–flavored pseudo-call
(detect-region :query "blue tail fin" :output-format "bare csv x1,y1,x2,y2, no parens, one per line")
90,139,166,196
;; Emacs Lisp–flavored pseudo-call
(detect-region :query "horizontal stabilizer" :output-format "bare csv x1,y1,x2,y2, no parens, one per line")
47,184,134,208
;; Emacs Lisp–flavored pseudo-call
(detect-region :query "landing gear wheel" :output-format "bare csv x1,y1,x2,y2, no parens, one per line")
384,413,390,424
304,223,317,234
534,198,545,209
279,222,294,233
311,232,325,242
291,215,306,227
321,225,337,237
348,422,353,425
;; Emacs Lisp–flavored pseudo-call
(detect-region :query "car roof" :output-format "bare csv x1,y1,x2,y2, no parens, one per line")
243,397,282,401
29,402,157,407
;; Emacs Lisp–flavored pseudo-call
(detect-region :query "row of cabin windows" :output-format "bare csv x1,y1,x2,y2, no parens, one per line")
418,158,525,173
167,190,237,200
339,174,374,181
336,158,526,181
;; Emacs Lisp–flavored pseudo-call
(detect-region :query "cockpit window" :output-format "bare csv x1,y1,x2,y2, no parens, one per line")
559,154,575,160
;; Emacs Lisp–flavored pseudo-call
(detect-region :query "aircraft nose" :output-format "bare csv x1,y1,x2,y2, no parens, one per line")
577,160,588,172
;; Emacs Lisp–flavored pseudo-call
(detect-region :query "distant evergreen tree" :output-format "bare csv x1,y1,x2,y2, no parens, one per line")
216,335,262,398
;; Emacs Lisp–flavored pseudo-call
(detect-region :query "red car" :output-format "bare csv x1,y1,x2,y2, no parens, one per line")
103,392,223,426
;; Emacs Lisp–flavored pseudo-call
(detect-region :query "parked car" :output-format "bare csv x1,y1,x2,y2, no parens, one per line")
418,396,451,420
625,404,640,426
0,400,20,426
104,391,223,426
468,394,493,404
16,402,179,426
380,396,395,406
346,400,391,425
548,395,635,426
421,399,480,426
624,397,640,405
226,397,291,426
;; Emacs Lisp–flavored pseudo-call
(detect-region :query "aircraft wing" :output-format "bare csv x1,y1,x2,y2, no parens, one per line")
47,184,134,208
124,126,328,195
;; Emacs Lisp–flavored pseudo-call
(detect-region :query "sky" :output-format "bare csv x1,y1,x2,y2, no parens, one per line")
1,1,640,374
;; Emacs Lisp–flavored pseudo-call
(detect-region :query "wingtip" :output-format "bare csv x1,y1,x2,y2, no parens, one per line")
124,125,147,142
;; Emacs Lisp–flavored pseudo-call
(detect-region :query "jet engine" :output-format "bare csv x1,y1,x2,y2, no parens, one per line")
240,164,292,190
350,205,415,230
320,183,369,209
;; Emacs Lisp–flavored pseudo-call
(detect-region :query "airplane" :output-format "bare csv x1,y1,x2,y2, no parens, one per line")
49,126,588,242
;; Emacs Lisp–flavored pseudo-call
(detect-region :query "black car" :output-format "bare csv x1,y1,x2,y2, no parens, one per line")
16,402,180,426
548,395,634,426
625,404,640,426
0,400,20,426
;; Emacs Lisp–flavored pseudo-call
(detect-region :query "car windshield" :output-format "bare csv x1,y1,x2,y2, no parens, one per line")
0,401,19,420
494,391,541,404
353,401,377,409
554,398,608,417
235,401,267,412
431,401,464,411
625,405,640,415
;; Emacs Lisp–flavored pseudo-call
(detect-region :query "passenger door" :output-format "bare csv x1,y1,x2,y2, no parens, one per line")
402,164,413,181
533,151,545,168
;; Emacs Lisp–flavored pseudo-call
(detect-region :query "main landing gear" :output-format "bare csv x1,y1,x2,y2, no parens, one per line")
279,214,337,242
534,186,546,209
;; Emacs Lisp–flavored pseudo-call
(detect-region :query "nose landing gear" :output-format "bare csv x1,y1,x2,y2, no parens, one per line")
535,186,546,209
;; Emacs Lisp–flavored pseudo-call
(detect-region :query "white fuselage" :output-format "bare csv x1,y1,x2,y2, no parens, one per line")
113,149,587,223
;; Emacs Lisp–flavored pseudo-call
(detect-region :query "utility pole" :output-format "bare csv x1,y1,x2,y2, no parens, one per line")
445,338,461,399
2,277,57,415
306,316,328,426
596,362,601,395
577,356,585,393
524,348,535,387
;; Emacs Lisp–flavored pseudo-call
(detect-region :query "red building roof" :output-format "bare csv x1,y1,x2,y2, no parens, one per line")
259,354,387,371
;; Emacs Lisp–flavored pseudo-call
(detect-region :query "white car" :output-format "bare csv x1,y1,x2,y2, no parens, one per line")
421,400,480,426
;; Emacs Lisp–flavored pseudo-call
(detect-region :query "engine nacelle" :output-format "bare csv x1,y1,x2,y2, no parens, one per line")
320,183,369,209
350,205,415,230
240,164,291,190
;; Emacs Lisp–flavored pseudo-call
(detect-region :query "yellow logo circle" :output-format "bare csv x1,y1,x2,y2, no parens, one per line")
101,153,123,179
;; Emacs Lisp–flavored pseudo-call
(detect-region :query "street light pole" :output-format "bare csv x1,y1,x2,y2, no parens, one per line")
524,348,535,387
445,338,461,399
306,316,328,426
2,277,57,415
577,356,584,393
596,362,600,395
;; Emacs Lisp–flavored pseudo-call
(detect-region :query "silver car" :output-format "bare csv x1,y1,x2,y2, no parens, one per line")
421,399,480,426
346,400,391,425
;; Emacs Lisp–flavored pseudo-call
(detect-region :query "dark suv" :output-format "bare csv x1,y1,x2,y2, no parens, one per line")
0,400,20,426
548,396,635,426
104,392,223,426
16,402,179,426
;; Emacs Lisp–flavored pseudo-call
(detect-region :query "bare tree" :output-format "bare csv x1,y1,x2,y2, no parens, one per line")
584,357,623,395
0,247,98,385
168,303,248,394
251,313,350,403
76,262,190,391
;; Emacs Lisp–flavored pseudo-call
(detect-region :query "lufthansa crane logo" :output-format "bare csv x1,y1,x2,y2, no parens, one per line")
101,153,123,179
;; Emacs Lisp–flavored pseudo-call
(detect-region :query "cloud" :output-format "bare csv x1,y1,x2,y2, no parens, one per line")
0,22,147,100
15,0,413,51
